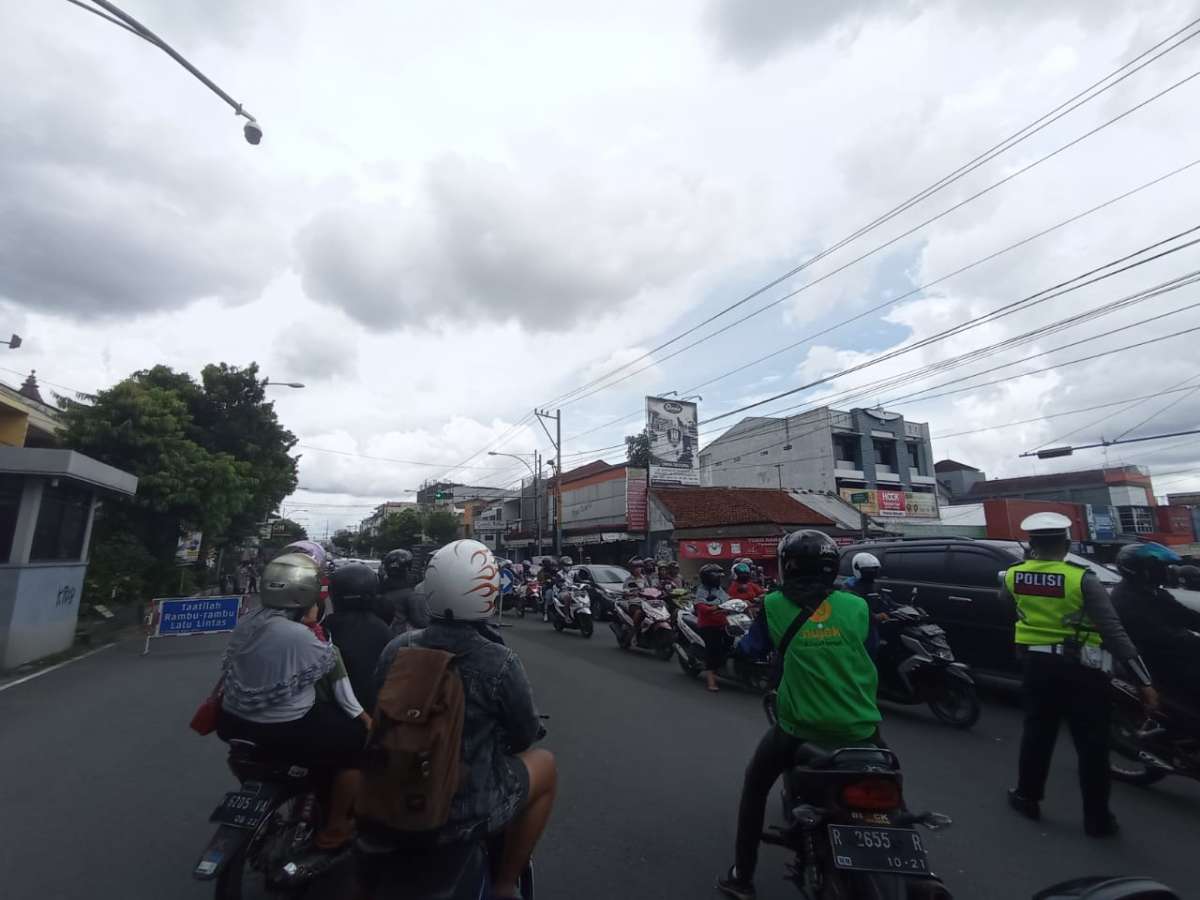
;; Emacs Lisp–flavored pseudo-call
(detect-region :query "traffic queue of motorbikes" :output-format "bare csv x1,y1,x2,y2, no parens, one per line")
503,554,984,733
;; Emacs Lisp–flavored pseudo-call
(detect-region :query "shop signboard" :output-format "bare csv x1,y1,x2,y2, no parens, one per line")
626,468,648,531
678,537,781,560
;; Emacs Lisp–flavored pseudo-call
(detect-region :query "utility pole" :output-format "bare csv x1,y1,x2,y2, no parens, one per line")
774,464,784,491
535,408,563,555
534,449,543,559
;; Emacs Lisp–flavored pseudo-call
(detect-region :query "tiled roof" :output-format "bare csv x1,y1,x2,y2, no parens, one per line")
547,459,616,488
652,486,834,529
967,465,1148,496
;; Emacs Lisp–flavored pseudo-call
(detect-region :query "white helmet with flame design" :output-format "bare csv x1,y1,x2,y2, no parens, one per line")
422,539,500,622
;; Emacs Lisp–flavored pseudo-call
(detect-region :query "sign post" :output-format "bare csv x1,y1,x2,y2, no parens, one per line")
143,595,243,655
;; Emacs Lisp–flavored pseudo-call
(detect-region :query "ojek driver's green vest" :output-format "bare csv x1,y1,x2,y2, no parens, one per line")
1005,560,1100,647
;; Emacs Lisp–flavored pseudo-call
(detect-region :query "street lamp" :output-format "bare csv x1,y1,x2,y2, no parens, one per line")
263,378,305,389
488,451,543,557
65,0,264,145
0,334,20,349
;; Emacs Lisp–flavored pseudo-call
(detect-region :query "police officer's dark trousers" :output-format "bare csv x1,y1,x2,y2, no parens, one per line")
1017,650,1111,822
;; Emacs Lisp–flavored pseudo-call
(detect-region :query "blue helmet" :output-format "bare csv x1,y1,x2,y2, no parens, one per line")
1115,542,1181,587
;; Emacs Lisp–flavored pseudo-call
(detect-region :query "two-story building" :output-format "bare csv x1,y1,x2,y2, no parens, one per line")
700,406,940,525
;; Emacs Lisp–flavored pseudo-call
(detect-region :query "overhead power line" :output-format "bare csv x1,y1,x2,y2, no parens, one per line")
539,18,1200,410
559,156,1200,446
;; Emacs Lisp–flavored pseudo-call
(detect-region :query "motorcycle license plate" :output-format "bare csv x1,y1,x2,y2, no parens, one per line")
827,825,930,875
210,790,274,830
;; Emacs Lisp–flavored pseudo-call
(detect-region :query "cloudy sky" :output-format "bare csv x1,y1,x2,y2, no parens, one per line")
6,0,1200,535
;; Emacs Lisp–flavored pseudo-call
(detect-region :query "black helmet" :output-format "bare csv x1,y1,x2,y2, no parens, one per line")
778,530,839,584
1115,542,1181,587
699,564,724,589
542,556,558,571
382,548,413,580
329,562,380,611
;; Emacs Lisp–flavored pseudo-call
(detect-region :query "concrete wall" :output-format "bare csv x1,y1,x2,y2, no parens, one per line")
0,562,86,669
561,469,628,529
702,408,837,492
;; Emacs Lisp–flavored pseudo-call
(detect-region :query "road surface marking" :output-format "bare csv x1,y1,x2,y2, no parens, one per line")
0,643,116,693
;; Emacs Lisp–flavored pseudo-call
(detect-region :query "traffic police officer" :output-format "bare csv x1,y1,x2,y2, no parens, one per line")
1003,512,1157,836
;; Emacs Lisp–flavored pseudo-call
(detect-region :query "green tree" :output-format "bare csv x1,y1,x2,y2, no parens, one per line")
331,529,355,554
377,508,424,551
625,430,651,468
59,365,299,600
423,509,460,545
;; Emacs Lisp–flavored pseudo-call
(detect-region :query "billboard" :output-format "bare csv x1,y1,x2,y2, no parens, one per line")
646,396,699,486
175,530,203,564
839,488,939,519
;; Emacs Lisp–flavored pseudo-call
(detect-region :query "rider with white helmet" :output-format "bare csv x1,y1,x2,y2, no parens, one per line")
371,540,557,896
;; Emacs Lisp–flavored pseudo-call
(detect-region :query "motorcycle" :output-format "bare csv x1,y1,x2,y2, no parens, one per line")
675,597,774,691
610,587,676,660
762,693,953,899
513,579,542,619
1108,675,1200,787
873,591,980,729
193,738,351,897
548,582,594,637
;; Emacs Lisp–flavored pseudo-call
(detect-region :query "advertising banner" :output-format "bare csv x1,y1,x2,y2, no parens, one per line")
626,468,648,531
175,530,203,564
839,488,939,519
646,396,699,486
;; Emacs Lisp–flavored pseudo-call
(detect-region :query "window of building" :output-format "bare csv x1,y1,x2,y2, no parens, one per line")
0,475,22,563
872,439,898,474
30,482,91,562
833,435,861,469
1117,506,1155,534
905,442,921,472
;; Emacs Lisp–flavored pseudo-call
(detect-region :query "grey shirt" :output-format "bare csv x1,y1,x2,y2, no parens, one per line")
1001,567,1139,660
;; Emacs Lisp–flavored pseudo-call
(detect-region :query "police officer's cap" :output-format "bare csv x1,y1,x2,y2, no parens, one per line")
1019,511,1073,536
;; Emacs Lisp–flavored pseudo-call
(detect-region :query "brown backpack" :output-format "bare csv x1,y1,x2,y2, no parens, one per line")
359,647,465,833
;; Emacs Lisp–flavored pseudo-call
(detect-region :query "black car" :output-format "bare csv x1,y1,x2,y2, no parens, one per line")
568,564,632,622
839,537,1121,677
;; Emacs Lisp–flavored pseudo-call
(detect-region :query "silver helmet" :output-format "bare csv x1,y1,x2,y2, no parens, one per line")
260,552,323,610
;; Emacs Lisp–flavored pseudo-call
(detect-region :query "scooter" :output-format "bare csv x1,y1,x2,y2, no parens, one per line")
874,590,981,729
675,598,774,690
761,692,953,899
610,587,676,660
513,579,542,619
548,582,594,638
1109,674,1200,787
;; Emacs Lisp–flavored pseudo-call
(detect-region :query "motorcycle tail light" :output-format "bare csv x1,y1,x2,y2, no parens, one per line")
841,778,902,810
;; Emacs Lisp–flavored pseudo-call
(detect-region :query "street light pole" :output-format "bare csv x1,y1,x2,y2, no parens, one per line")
263,378,305,389
64,0,264,144
488,450,542,559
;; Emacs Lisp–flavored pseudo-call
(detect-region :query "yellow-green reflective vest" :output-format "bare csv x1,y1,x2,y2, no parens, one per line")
1005,560,1099,647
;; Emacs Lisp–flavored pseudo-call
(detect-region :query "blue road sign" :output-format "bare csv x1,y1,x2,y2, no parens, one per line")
156,596,242,636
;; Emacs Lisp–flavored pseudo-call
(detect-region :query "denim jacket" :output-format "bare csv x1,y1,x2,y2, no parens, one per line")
373,621,541,843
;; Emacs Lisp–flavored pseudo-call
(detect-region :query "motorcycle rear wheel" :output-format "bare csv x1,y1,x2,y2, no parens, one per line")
552,616,564,632
579,616,594,638
215,797,308,899
515,605,526,619
654,636,676,661
927,678,981,729
1109,712,1169,786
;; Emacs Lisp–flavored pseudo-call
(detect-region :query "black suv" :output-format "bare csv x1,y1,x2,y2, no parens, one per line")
840,537,1120,677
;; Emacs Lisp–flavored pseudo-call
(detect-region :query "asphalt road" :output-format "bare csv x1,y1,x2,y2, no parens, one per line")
1,622,1197,899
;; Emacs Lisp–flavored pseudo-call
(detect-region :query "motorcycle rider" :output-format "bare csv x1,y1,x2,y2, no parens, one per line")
1002,513,1157,838
538,556,561,622
718,530,882,900
694,564,731,693
1110,542,1200,729
369,540,556,899
325,562,394,714
217,553,371,851
380,549,427,634
726,561,765,614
